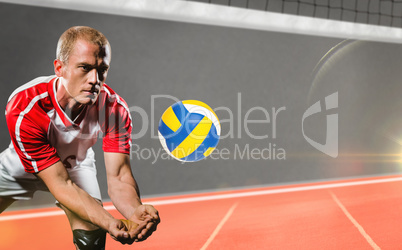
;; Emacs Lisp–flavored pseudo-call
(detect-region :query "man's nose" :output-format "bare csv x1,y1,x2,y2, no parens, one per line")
89,68,100,85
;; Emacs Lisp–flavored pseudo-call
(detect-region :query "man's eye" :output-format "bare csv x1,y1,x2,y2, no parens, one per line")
99,68,108,74
80,65,91,71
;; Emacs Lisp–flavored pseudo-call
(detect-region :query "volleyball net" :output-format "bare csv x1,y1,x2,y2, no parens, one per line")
1,0,402,43
187,0,402,28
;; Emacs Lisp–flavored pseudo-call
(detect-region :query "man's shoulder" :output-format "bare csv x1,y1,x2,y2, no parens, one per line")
6,75,56,116
8,75,56,103
100,84,129,108
101,83,117,97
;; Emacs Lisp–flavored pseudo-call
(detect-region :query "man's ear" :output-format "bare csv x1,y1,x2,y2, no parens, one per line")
54,59,63,77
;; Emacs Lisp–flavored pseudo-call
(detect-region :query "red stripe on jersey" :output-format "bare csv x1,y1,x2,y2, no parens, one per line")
6,76,132,173
6,77,60,173
98,85,132,154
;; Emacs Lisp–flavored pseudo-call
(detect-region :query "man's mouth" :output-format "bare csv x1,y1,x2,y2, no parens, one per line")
83,90,97,95
84,86,100,96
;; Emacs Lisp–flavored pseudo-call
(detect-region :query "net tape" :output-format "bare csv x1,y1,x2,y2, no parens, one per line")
185,0,402,28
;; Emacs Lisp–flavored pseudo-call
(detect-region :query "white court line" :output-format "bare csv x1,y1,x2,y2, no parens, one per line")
1,176,402,222
330,192,381,250
118,176,402,207
0,210,65,221
200,202,238,250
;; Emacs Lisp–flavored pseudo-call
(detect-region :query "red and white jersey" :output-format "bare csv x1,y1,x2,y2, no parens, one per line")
5,75,132,174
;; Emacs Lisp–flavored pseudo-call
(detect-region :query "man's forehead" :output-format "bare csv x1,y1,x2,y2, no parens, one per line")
72,39,110,57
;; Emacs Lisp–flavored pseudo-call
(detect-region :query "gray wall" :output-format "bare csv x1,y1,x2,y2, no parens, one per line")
1,3,401,209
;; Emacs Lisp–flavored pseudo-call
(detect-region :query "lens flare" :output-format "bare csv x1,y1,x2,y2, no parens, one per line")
308,39,402,172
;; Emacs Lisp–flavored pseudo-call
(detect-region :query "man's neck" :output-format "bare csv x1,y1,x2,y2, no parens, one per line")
56,78,85,122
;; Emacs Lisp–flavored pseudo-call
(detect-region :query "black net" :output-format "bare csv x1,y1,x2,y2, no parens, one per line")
184,0,402,28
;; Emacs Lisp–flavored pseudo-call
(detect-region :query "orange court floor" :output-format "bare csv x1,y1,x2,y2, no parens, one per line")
1,175,401,249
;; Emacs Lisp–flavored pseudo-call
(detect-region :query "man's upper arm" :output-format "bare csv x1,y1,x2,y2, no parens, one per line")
100,86,132,155
6,97,60,173
104,152,133,179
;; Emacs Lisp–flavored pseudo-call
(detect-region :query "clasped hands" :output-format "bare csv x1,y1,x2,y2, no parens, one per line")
110,204,160,244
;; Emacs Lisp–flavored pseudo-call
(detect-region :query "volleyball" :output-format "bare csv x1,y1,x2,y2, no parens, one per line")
158,100,221,162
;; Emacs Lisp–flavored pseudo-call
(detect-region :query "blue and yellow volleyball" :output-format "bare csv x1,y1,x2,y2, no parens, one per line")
158,100,221,162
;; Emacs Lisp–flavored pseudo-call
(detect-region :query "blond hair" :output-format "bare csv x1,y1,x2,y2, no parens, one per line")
56,26,111,64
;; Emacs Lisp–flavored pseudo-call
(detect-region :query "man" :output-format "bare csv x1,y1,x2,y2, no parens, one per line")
0,26,160,249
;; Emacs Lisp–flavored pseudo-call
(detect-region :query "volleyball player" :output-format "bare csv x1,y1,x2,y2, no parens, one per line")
0,26,159,249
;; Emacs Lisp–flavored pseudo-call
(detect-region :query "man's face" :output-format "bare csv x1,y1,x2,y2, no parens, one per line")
58,39,111,105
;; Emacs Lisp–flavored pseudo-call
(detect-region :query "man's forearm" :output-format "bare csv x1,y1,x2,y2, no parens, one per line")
58,180,116,230
105,152,143,219
108,178,142,219
36,162,116,231
104,153,160,242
